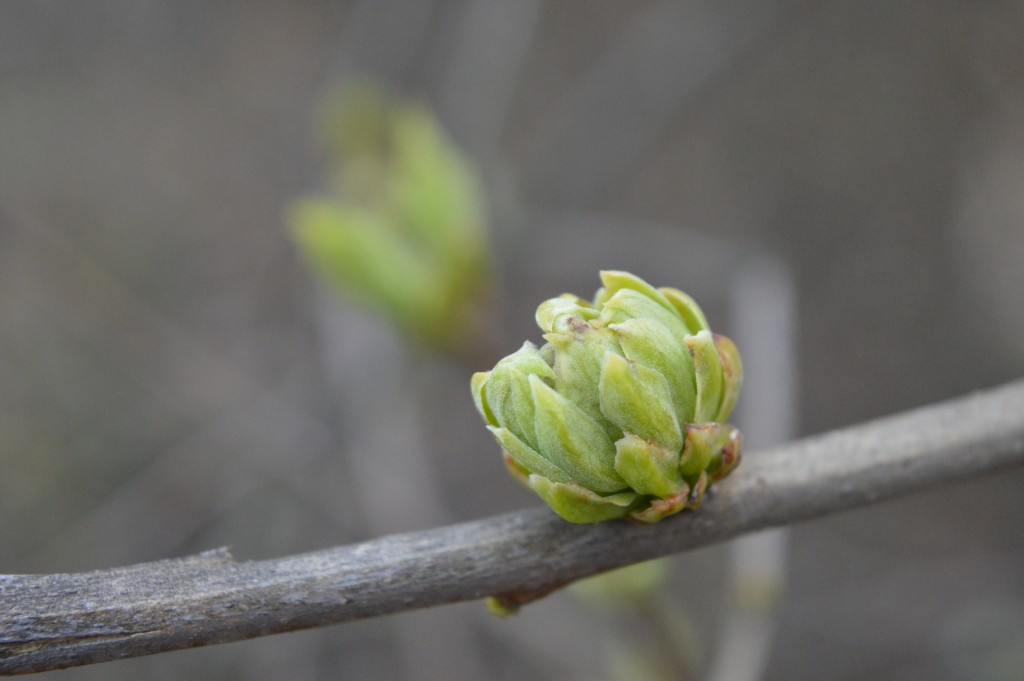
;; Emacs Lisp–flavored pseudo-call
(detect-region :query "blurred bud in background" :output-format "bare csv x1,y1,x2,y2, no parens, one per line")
569,559,670,609
289,86,492,355
570,559,702,681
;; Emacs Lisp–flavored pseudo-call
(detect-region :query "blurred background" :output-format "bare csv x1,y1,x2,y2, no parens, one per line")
2,2,1024,680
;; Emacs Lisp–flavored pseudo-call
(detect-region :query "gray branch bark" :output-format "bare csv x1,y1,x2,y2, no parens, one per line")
3,379,1024,676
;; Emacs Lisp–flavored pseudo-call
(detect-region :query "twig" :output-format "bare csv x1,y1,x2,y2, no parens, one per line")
3,379,1024,675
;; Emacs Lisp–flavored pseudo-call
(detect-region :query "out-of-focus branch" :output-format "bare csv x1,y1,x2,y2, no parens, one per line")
3,380,1024,676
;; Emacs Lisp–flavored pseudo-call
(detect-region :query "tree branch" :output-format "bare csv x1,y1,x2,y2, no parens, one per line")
3,380,1024,675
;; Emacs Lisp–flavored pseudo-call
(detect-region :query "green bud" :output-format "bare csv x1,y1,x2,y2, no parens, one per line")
527,475,637,523
536,294,599,333
685,330,724,423
659,286,710,334
472,271,743,523
707,427,743,483
613,432,685,498
482,342,556,448
631,489,691,523
610,317,696,425
714,334,743,422
599,352,682,451
544,324,621,439
680,422,735,480
530,376,625,493
600,289,690,345
599,270,675,314
488,426,571,485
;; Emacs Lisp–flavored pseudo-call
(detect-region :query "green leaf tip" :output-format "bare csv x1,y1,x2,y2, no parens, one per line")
472,270,743,525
